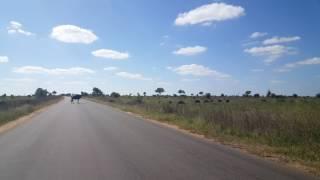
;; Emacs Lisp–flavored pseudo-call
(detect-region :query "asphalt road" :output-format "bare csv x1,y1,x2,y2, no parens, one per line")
0,98,316,180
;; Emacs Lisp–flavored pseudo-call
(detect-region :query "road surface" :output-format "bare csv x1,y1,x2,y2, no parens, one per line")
0,98,316,180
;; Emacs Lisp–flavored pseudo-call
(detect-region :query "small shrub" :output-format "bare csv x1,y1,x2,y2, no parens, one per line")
226,99,230,103
135,96,143,104
194,100,201,104
204,100,210,103
110,92,120,98
218,99,222,102
168,101,172,104
177,100,185,105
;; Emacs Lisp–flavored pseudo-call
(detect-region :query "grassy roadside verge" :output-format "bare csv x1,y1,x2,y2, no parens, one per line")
87,96,320,176
0,96,63,127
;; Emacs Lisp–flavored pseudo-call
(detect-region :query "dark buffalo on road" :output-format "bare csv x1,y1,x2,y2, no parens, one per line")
71,94,82,103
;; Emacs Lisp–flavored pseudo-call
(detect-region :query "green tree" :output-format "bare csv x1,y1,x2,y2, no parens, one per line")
110,92,120,98
178,89,185,96
52,91,57,96
143,92,147,96
155,88,165,95
316,93,320,98
81,91,89,96
243,90,252,97
92,87,104,96
266,90,272,97
34,88,48,98
198,91,204,96
205,93,211,99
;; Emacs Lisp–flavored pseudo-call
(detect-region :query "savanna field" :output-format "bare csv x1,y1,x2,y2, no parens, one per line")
88,94,320,173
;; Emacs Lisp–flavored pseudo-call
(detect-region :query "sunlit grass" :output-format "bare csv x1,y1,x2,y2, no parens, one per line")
0,96,62,126
89,95,320,173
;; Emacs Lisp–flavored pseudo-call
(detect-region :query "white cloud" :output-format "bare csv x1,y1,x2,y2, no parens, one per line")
173,46,207,56
251,69,264,72
92,49,129,60
294,57,320,65
103,66,118,71
50,25,98,44
7,21,34,36
175,2,245,26
263,36,301,45
244,45,296,63
276,57,320,72
170,64,231,79
0,56,9,63
116,72,152,81
250,32,268,39
13,66,95,75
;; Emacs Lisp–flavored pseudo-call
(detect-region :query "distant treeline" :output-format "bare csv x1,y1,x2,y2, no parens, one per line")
77,87,320,98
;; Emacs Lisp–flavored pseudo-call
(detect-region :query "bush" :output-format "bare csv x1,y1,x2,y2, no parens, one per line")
110,92,120,98
135,95,143,104
34,88,48,98
92,87,104,96
195,100,201,104
177,100,185,105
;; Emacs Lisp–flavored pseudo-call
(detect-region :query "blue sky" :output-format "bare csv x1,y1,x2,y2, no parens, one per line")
0,0,319,96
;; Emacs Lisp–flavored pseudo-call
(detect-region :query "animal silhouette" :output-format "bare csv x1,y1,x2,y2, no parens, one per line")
71,94,82,104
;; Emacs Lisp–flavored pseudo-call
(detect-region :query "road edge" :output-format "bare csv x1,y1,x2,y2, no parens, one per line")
0,97,63,135
86,97,319,178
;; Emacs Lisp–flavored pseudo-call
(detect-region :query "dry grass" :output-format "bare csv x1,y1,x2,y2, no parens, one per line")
0,96,62,126
88,95,320,175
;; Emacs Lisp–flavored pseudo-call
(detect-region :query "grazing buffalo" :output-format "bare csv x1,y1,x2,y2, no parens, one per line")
71,94,82,103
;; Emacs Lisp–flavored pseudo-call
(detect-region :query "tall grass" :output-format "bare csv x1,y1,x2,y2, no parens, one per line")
89,95,320,170
0,96,61,126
